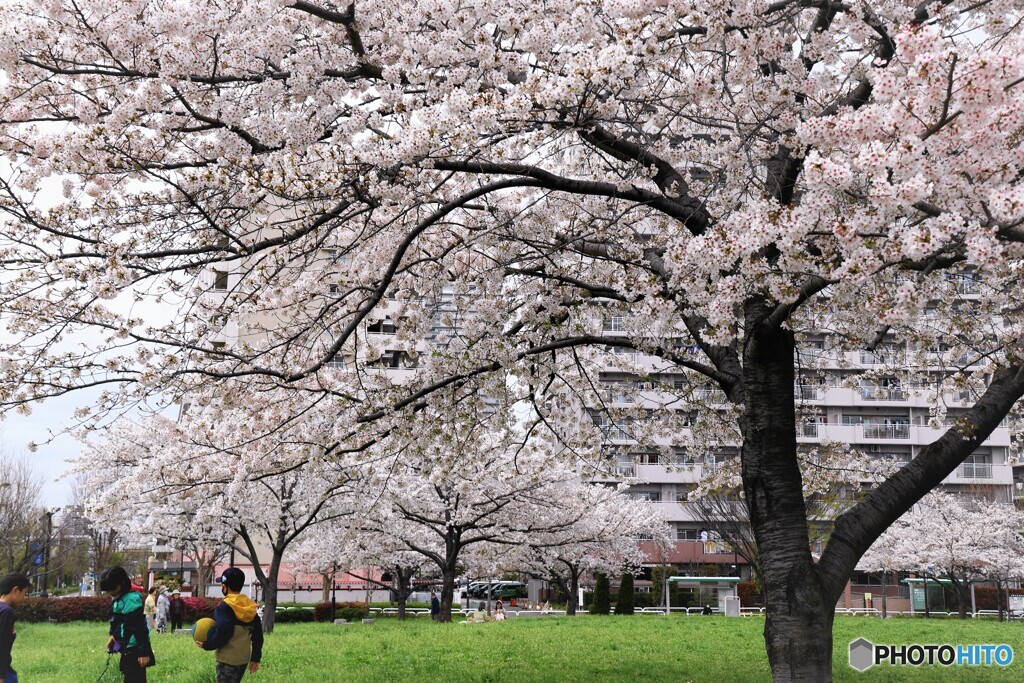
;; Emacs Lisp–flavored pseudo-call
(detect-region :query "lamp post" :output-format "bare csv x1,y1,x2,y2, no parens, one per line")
41,508,58,598
331,565,338,622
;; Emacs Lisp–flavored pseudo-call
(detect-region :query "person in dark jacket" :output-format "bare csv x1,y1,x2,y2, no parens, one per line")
430,592,440,621
99,566,155,683
0,573,30,683
168,590,187,632
197,568,262,683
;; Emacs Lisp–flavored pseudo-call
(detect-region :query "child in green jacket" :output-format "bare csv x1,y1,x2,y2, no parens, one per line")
99,567,155,683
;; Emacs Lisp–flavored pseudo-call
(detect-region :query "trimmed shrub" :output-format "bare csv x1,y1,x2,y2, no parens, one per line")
313,601,369,622
18,593,225,624
973,586,1007,612
18,596,112,623
589,574,610,615
737,581,760,607
615,574,635,615
632,592,654,608
182,597,219,621
275,607,315,623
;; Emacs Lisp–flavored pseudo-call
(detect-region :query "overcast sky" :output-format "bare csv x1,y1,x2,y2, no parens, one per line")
2,390,93,506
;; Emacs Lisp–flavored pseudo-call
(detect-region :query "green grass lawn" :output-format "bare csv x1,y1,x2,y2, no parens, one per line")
10,615,1024,682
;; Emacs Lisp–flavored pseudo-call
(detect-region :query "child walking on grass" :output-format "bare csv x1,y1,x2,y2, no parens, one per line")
99,567,155,683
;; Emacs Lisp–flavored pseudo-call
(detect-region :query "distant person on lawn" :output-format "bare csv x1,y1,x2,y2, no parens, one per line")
144,587,158,630
430,593,440,621
0,573,30,683
197,568,263,683
99,566,155,683
168,589,187,632
155,588,170,634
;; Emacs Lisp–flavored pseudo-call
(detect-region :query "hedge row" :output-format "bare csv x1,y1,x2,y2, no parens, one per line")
18,594,221,623
312,601,369,622
274,607,315,623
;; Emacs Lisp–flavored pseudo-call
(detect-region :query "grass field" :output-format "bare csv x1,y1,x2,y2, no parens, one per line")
10,615,1024,682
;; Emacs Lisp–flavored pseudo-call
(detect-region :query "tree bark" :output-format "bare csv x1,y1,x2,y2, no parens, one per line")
566,566,580,616
952,579,969,619
394,566,410,621
260,553,282,633
438,567,457,623
740,307,836,682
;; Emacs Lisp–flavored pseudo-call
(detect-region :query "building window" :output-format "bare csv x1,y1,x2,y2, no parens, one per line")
676,526,699,541
367,319,397,335
212,270,229,291
603,315,626,332
327,354,346,368
369,351,402,368
630,490,662,502
958,454,992,479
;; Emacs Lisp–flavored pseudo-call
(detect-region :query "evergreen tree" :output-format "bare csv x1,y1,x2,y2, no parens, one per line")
589,573,610,615
615,573,635,615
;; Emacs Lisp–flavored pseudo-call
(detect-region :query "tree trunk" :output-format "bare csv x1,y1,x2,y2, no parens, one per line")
953,581,969,619
438,567,457,623
395,567,409,621
566,567,580,616
259,553,283,633
740,310,837,682
321,572,330,604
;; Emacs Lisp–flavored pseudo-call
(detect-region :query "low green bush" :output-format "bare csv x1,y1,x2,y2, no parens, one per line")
275,608,315,623
313,601,369,622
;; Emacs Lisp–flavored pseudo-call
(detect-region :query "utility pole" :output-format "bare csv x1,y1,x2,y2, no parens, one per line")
331,565,338,622
41,509,54,598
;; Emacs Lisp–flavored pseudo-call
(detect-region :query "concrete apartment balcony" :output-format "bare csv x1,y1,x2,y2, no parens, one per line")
649,501,700,522
632,463,709,484
915,425,1011,448
942,463,1013,486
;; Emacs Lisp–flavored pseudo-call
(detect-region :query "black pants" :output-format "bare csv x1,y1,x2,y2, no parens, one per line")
119,654,147,683
170,618,183,632
216,663,248,683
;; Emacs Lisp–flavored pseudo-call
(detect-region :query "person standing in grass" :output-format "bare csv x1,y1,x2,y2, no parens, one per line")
430,593,440,621
0,573,30,683
143,587,157,631
155,588,169,634
168,590,187,633
198,567,262,683
99,566,155,683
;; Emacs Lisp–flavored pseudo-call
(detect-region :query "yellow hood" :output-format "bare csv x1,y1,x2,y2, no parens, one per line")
223,593,258,623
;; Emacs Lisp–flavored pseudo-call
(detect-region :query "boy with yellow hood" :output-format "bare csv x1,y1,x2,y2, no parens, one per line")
197,568,263,682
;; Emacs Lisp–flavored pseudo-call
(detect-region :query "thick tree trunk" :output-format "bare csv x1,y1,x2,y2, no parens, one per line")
740,308,837,682
260,554,282,633
321,572,330,604
395,567,409,621
438,568,457,623
566,568,580,616
953,581,969,619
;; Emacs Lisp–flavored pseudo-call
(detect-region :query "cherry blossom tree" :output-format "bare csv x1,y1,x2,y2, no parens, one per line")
858,490,1024,619
77,413,357,632
294,524,430,620
509,483,671,615
331,392,652,623
2,1,1024,678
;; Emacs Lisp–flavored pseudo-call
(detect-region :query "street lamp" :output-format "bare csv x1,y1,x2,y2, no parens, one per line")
331,565,338,622
41,507,61,598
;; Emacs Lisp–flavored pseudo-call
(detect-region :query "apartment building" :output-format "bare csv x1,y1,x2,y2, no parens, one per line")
592,276,1017,573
